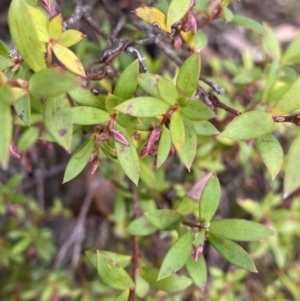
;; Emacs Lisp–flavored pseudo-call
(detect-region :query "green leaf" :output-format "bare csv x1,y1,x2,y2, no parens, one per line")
262,24,281,60
68,86,106,110
271,78,300,115
169,109,185,153
193,120,219,136
0,41,9,57
167,0,191,27
181,100,215,121
52,43,86,76
17,127,40,152
71,106,110,125
262,60,280,101
284,133,300,196
208,233,257,272
145,209,183,230
255,133,283,180
114,125,140,185
209,219,275,241
127,216,157,236
29,68,78,98
57,29,85,48
156,127,171,169
199,173,221,223
232,68,262,84
186,256,207,288
157,78,178,105
114,60,139,101
115,97,170,117
48,14,63,40
178,117,197,170
63,137,94,183
176,54,201,98
138,73,163,97
86,251,135,290
158,231,193,280
105,93,119,114
13,93,31,126
219,111,274,140
282,35,300,64
114,290,129,301
0,55,14,70
117,114,160,131
100,251,131,268
44,94,73,151
140,268,192,293
27,5,50,43
8,0,47,72
232,15,267,35
0,97,12,167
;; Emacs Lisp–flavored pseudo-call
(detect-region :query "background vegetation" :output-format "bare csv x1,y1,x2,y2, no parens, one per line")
1,0,300,300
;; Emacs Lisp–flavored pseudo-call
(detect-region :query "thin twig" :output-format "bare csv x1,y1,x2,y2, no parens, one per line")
54,179,98,269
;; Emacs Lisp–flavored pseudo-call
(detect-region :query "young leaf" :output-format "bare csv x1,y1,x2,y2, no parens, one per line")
115,97,170,117
158,231,194,280
8,0,47,72
114,59,139,101
69,86,106,110
27,5,50,43
86,251,135,290
167,0,191,27
0,100,12,167
135,7,172,33
43,94,73,151
209,219,275,241
181,100,215,121
71,107,110,125
29,68,78,98
127,216,157,236
255,133,283,180
156,127,172,169
232,15,267,36
63,137,94,183
208,233,257,272
178,117,197,170
193,120,219,136
232,68,262,84
284,133,300,196
57,29,85,48
140,268,192,293
13,93,31,126
176,53,200,98
262,24,281,60
114,125,140,185
157,78,178,105
138,73,163,97
0,56,14,70
169,109,185,153
52,43,86,76
17,127,40,152
271,78,300,115
186,256,207,288
282,35,300,64
219,111,274,140
199,173,221,223
145,209,183,230
105,93,119,114
48,14,63,40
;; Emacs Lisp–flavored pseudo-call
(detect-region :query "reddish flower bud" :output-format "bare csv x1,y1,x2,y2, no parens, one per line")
173,34,183,52
40,0,54,15
110,128,129,145
183,11,197,33
191,245,203,261
10,143,20,159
